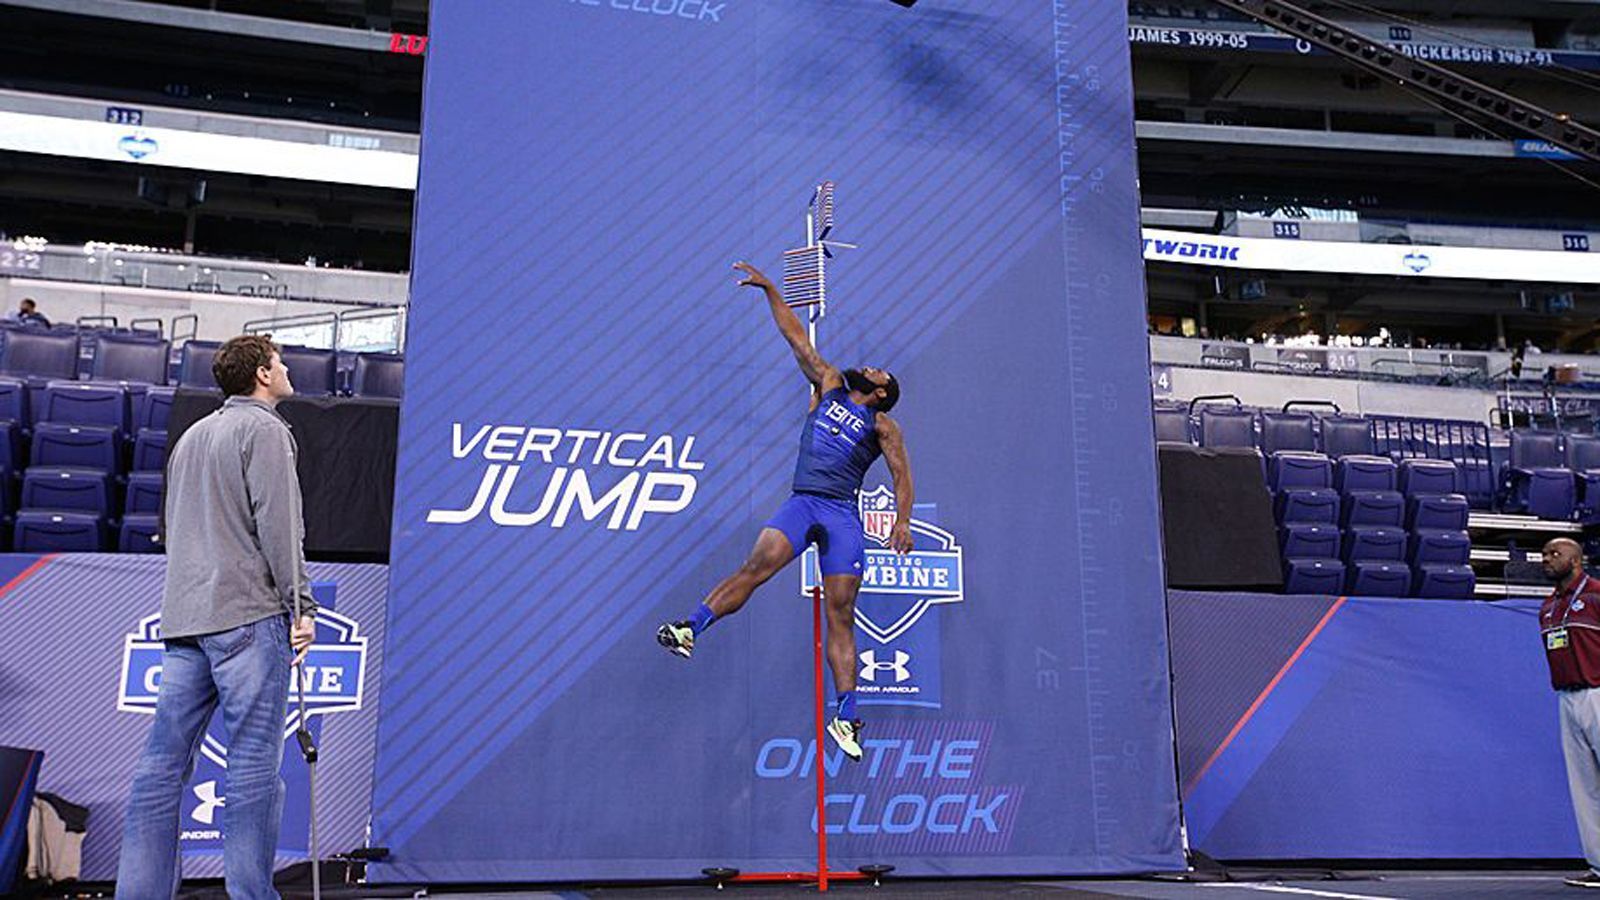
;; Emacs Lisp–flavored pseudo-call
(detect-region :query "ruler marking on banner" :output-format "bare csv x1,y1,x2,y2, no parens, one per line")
1054,0,1124,856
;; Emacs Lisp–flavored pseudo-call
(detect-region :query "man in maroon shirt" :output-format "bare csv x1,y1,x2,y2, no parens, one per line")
1542,537,1600,889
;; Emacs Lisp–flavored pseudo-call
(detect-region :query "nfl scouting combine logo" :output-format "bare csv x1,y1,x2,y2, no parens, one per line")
801,485,964,708
117,609,368,846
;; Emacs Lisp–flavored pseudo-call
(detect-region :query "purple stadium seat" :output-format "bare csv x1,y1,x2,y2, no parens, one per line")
1506,430,1575,520
20,467,111,516
119,514,162,553
40,380,128,433
352,353,405,399
278,345,337,396
177,340,222,389
1276,488,1340,525
1322,415,1377,458
1198,407,1255,449
1406,494,1469,531
91,334,170,385
1346,561,1411,597
1568,434,1600,524
1281,523,1340,559
135,386,175,433
1284,558,1346,594
132,429,168,472
1398,458,1459,497
0,376,28,424
1340,490,1404,528
31,423,118,472
1457,459,1495,509
1268,452,1333,491
1335,456,1398,493
0,329,79,381
13,510,103,552
1408,529,1471,566
1261,412,1317,454
1342,526,1407,563
1412,564,1476,600
1153,406,1191,444
125,471,163,515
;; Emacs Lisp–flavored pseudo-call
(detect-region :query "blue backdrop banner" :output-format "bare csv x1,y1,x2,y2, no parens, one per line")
1171,591,1581,859
372,0,1180,881
0,555,390,880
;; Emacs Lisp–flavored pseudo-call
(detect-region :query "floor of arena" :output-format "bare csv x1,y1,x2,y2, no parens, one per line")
142,868,1596,900
398,873,1600,898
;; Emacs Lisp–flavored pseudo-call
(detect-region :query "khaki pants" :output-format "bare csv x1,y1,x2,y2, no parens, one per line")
1561,687,1600,874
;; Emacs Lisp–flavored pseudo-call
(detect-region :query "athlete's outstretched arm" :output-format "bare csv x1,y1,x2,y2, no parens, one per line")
734,261,843,390
877,414,915,554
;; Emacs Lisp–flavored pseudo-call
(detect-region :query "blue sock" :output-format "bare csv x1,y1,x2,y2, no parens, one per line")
687,601,716,635
836,690,857,721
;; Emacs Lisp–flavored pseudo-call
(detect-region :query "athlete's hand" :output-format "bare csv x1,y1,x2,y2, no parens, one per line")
733,261,774,292
890,521,914,555
291,614,315,666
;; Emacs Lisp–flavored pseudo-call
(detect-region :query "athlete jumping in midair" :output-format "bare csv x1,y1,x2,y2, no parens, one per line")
657,261,915,761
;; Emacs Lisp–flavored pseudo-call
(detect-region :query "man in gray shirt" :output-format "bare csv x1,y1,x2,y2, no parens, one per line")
117,335,317,900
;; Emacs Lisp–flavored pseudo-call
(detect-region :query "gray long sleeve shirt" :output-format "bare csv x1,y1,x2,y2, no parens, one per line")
159,396,316,639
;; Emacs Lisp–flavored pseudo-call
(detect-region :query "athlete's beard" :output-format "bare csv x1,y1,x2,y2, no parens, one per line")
844,368,878,396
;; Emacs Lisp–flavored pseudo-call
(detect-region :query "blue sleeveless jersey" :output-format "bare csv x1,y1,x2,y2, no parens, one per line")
792,387,881,500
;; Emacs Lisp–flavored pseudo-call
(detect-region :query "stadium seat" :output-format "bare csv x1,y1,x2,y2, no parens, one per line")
0,329,79,381
352,352,405,399
31,423,118,472
1412,564,1476,600
1280,523,1340,559
1568,434,1600,524
1408,529,1471,566
125,471,163,515
132,429,168,472
177,341,222,389
20,467,111,516
1335,456,1398,494
135,386,176,433
1342,526,1407,563
91,334,170,384
0,376,29,424
1406,494,1469,531
1198,406,1255,449
1153,406,1190,444
279,345,337,396
1276,488,1340,525
1505,430,1575,520
1340,490,1404,528
1346,561,1411,597
1260,411,1317,454
1268,452,1333,491
39,381,128,433
1283,558,1345,594
119,514,161,553
1322,415,1377,458
13,510,102,552
1398,459,1459,497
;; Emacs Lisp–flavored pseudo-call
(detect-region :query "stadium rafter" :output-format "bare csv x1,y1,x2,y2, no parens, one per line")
1207,0,1600,163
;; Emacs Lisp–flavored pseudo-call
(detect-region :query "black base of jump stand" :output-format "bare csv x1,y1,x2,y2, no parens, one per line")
702,865,894,890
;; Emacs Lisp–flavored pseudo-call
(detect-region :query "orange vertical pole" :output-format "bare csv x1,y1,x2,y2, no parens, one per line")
812,583,828,892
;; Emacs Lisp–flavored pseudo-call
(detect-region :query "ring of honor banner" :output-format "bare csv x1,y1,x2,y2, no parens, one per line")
372,0,1181,881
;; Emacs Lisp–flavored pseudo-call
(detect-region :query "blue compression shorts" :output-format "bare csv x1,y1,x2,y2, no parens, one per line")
764,493,866,578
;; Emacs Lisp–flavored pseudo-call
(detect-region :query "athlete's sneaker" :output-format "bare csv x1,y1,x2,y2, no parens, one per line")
1565,873,1600,889
656,621,694,659
826,717,864,762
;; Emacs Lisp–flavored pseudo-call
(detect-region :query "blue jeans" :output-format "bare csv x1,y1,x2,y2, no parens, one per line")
117,614,291,900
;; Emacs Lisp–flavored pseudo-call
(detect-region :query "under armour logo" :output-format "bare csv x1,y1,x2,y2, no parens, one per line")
859,649,911,683
192,780,226,825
